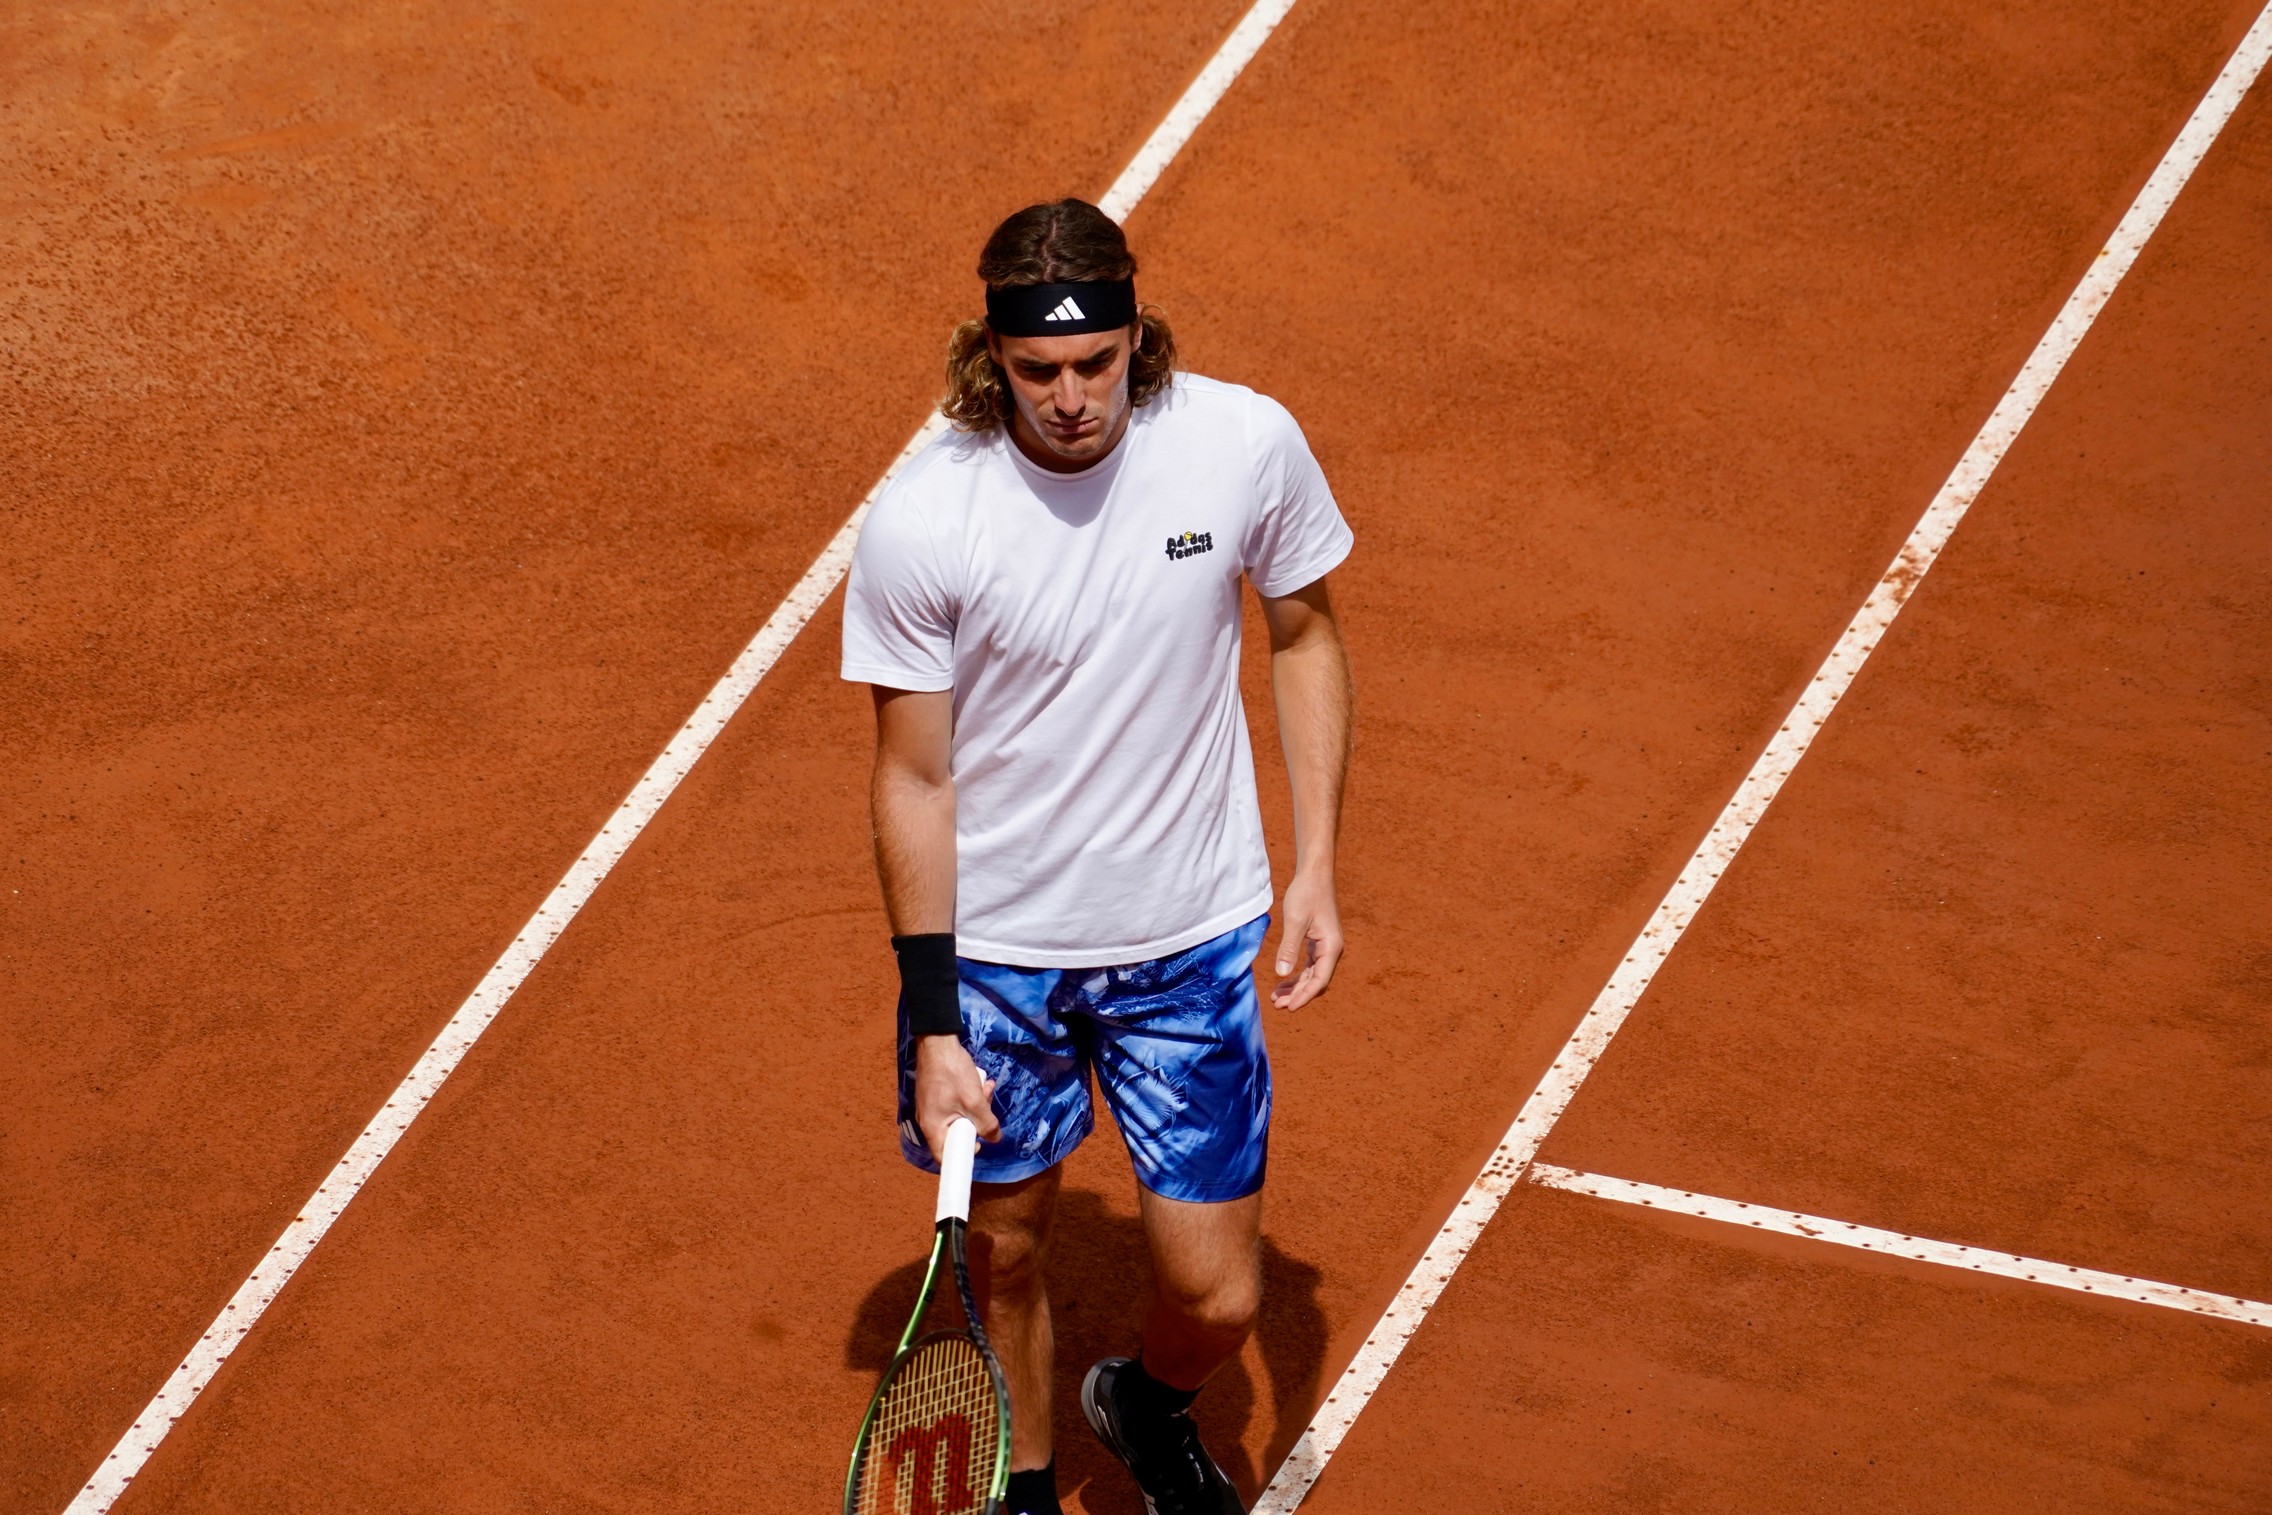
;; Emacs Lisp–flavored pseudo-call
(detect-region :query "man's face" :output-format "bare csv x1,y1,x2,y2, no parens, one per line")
988,324,1139,466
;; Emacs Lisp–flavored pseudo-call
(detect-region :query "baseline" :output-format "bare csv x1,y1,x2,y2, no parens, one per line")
57,2,1302,1511
1528,1165,2272,1331
1253,6,2272,1510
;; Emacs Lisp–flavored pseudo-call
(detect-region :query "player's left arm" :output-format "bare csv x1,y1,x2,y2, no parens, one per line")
1260,574,1352,1010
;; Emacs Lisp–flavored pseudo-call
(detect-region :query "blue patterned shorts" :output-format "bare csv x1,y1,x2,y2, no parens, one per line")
896,915,1271,1202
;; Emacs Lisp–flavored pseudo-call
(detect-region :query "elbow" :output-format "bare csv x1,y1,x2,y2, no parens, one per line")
875,764,954,810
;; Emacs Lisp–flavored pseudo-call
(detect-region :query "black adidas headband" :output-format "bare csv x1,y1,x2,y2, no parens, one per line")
984,279,1137,337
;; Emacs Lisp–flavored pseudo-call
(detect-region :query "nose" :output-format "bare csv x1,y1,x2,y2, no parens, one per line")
1051,369,1086,417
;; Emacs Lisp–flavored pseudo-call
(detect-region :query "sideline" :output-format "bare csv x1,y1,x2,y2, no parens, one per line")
1251,7,2272,1510
1530,1165,2272,1331
59,2,1304,1509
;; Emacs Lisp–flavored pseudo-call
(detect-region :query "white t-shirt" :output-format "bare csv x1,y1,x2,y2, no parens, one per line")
840,373,1353,967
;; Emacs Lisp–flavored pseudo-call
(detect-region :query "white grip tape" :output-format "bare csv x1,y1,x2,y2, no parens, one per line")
936,1117,979,1225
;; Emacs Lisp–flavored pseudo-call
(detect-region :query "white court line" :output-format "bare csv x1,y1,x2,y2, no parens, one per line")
1253,8,2272,1511
59,4,1304,1511
1528,1164,2272,1330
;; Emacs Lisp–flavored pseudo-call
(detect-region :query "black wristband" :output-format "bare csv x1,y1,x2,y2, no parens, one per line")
892,932,963,1038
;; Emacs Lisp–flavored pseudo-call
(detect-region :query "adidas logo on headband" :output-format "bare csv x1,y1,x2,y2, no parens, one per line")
986,279,1135,336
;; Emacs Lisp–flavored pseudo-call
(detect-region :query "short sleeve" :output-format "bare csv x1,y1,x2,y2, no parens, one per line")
841,487,958,691
1243,394,1354,597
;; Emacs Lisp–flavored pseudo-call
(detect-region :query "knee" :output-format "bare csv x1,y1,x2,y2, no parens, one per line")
1162,1272,1258,1343
976,1223,1048,1303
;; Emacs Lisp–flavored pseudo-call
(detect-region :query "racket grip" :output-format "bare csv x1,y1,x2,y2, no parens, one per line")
936,1116,979,1224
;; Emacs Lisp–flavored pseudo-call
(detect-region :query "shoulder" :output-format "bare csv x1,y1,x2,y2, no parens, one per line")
1152,370,1260,418
1144,372,1308,454
1164,371,1247,405
886,424,997,508
1159,372,1305,444
865,427,994,541
855,435,987,597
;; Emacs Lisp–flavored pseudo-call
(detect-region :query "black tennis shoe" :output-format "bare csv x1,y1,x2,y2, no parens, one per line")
1080,1357,1247,1515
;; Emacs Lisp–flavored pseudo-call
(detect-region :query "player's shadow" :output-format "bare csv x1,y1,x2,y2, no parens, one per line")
846,1186,1328,1510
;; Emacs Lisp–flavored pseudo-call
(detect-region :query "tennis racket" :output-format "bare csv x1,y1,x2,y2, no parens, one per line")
844,1116,1011,1515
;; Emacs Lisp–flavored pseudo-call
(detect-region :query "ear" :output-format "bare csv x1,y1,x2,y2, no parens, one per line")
985,325,1002,365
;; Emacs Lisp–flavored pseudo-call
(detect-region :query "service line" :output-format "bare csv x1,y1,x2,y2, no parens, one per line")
1529,1165,2272,1331
59,4,1304,1511
1252,7,2272,1511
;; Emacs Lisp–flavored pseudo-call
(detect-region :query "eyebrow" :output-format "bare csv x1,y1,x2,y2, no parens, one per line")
1012,344,1121,370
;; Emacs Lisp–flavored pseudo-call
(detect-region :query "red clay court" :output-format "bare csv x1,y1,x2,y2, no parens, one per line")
6,1,2270,1510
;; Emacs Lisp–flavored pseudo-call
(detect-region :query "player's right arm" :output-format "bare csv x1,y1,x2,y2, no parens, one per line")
870,685,1000,1150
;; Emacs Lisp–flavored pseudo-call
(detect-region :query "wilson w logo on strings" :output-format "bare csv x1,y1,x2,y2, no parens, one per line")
887,1415,979,1515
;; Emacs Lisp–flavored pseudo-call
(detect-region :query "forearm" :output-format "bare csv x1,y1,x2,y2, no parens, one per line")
1271,628,1352,876
871,766,956,935
874,764,997,1139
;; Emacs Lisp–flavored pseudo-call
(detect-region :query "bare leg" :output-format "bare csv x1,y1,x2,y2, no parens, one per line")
1134,1188,1262,1390
969,1165,1062,1470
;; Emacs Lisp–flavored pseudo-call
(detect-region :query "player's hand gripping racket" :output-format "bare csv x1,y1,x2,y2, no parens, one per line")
844,1116,1011,1515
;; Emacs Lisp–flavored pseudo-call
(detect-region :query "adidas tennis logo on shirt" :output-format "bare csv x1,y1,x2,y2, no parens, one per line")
1044,295,1086,323
1164,530,1214,561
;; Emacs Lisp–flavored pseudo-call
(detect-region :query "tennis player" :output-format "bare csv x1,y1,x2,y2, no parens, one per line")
842,198,1353,1515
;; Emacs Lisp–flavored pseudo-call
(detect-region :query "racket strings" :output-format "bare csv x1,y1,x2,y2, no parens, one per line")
855,1335,999,1515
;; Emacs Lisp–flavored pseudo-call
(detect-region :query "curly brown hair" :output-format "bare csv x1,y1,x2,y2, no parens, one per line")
941,198,1177,432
